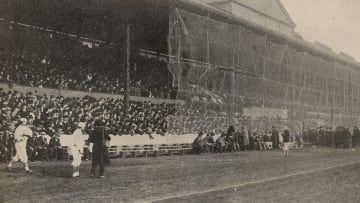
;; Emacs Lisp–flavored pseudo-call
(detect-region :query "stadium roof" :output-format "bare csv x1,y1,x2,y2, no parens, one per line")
206,0,296,27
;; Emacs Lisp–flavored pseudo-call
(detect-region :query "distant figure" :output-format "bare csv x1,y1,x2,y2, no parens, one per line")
352,127,360,148
204,132,216,153
227,126,238,152
241,127,249,150
282,126,290,157
216,133,227,153
6,118,33,173
271,126,279,149
192,132,204,154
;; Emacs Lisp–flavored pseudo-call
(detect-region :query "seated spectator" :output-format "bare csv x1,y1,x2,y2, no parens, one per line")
204,132,216,153
215,133,227,153
192,132,205,155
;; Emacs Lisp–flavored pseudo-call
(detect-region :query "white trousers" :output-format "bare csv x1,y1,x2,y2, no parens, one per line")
71,146,82,167
12,141,28,163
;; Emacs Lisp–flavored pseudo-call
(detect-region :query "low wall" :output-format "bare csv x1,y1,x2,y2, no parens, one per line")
59,133,223,147
59,133,201,147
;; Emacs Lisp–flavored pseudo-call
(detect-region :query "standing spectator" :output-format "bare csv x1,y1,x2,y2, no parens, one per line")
48,134,62,160
5,130,15,162
352,127,360,148
271,126,279,149
227,126,238,152
344,128,351,149
27,134,37,161
319,126,326,146
0,131,7,162
90,120,111,178
249,132,255,150
282,126,290,157
241,126,249,151
35,132,48,161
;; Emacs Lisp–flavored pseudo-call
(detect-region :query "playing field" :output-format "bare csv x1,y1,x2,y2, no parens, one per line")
1,147,360,203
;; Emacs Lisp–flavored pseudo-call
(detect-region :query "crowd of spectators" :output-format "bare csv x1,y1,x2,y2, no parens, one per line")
0,87,359,162
0,88,177,162
192,125,301,154
0,89,175,136
302,126,360,149
192,124,360,155
0,49,175,99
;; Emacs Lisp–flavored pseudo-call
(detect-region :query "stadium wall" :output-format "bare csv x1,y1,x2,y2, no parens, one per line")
167,3,360,131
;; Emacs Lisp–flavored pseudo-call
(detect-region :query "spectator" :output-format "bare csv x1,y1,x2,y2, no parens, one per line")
271,126,279,149
192,132,205,155
241,126,249,151
282,126,290,157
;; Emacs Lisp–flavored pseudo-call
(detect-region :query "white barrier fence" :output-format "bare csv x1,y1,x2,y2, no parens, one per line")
59,134,200,147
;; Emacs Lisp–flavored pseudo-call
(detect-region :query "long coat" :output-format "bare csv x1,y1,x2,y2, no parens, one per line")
241,129,249,146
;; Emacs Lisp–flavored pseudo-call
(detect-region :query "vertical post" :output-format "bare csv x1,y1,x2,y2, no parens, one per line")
331,61,336,147
232,42,235,123
262,35,267,108
125,24,130,116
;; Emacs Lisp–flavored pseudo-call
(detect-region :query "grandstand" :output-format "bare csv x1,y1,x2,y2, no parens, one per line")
1,0,360,141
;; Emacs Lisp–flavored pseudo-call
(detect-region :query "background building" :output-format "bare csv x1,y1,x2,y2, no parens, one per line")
193,0,296,36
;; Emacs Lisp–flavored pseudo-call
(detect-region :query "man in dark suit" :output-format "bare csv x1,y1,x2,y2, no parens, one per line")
89,119,111,178
271,126,279,149
48,134,62,160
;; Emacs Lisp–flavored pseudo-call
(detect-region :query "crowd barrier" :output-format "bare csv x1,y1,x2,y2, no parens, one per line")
60,133,201,157
59,133,201,147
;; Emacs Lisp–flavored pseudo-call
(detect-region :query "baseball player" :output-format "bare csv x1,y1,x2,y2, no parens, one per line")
71,122,86,178
6,118,33,173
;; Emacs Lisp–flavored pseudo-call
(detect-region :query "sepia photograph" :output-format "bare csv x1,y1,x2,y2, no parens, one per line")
1,0,360,202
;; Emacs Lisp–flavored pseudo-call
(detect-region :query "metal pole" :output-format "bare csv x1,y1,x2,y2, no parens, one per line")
125,24,130,116
331,61,336,147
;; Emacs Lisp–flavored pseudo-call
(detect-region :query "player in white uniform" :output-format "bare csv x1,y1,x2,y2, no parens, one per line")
6,118,33,173
71,122,86,178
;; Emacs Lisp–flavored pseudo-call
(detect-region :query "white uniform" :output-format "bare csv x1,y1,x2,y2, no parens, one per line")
13,125,33,162
71,128,84,167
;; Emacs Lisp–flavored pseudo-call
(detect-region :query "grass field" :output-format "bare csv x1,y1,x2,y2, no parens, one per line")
1,147,360,203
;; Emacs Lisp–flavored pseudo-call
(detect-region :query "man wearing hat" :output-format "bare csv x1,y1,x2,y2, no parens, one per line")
70,122,86,178
271,126,279,149
6,118,33,173
89,119,111,178
282,126,290,157
48,133,62,160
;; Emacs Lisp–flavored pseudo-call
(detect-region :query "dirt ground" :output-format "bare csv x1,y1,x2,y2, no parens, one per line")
1,147,360,203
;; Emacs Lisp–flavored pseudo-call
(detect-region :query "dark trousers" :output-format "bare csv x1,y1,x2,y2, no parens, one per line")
7,146,14,161
90,148,105,176
83,148,91,161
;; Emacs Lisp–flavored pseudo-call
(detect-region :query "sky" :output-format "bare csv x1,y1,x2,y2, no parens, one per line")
281,0,360,61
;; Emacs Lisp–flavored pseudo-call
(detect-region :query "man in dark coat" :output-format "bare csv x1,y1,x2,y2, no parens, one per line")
271,126,279,149
352,127,360,148
48,134,62,160
282,127,290,157
90,120,111,178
